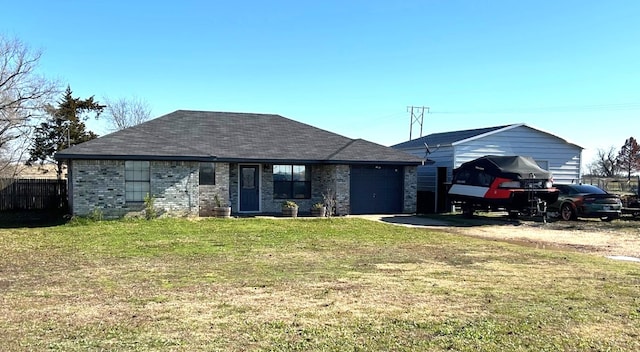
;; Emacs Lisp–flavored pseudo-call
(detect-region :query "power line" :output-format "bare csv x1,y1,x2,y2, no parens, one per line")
408,106,429,140
433,102,640,115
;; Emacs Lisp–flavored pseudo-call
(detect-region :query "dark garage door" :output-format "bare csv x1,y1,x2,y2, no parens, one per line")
350,165,404,214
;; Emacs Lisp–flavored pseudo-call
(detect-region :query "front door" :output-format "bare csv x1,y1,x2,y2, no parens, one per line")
239,165,260,212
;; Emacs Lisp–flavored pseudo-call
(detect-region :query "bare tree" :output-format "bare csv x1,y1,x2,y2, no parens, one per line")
103,96,152,131
0,35,58,175
588,147,619,177
0,133,32,177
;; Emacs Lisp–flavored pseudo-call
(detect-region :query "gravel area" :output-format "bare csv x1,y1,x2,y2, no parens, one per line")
359,214,640,259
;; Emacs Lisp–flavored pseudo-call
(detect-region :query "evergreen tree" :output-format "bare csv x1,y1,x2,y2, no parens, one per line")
616,137,640,180
28,86,104,178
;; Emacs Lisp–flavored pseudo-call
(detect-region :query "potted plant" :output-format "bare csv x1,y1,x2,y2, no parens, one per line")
311,202,326,217
281,200,298,218
213,194,231,218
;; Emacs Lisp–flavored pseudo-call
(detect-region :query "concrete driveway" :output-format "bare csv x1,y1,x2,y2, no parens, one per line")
349,214,452,228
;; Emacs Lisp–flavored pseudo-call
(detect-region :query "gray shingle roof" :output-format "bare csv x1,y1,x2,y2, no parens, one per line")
391,124,514,149
55,110,422,165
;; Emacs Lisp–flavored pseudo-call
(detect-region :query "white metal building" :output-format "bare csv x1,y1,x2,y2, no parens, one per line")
392,123,583,213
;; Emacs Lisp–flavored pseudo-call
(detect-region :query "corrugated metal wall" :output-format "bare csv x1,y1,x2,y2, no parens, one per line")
452,125,581,184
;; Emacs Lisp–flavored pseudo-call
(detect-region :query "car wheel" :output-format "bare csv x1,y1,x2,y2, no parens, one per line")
560,203,576,221
602,217,615,222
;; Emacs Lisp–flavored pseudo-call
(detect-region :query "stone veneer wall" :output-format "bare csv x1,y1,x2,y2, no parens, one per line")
263,164,351,215
334,165,351,215
150,161,199,216
403,165,418,213
72,161,416,217
72,160,126,217
227,164,351,215
313,164,350,215
71,160,200,218
229,164,238,212
311,165,333,212
198,163,231,216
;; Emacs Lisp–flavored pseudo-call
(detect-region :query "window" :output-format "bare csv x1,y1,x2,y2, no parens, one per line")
273,165,311,199
453,169,494,186
454,170,471,184
125,161,150,202
199,162,215,185
477,172,494,187
535,160,549,170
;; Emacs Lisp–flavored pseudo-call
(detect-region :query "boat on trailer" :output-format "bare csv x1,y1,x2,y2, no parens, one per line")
448,155,559,221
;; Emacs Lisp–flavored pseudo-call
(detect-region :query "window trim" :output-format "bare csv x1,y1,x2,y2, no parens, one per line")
199,162,216,185
273,164,311,199
125,160,150,203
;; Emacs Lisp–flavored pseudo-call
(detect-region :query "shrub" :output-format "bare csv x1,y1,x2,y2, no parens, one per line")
144,193,157,220
87,208,104,222
282,200,298,209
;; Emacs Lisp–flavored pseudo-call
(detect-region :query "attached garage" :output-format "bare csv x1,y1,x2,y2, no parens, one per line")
350,165,404,214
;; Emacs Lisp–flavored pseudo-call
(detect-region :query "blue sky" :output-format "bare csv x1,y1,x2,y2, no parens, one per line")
3,1,639,165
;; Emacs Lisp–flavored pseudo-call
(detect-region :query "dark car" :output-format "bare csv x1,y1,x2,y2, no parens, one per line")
550,184,622,221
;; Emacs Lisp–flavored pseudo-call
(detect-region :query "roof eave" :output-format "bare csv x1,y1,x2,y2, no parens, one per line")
451,124,522,146
55,154,422,165
55,154,216,162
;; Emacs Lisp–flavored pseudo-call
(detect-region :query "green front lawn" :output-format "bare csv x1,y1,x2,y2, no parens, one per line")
1,218,638,351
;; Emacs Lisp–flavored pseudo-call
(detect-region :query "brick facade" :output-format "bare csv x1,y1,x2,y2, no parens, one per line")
403,165,418,213
149,161,199,216
71,159,127,217
71,160,201,218
226,164,351,215
312,164,350,215
198,163,231,216
70,160,417,218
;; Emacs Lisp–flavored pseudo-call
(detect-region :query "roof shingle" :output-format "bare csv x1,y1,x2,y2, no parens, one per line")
55,110,422,165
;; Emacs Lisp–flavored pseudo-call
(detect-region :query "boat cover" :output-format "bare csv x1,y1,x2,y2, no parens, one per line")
454,155,552,180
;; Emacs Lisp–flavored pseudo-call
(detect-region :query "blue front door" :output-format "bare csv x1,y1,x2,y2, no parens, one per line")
239,165,260,212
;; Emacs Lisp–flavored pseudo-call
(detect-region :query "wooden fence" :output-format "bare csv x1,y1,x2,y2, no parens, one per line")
0,178,68,212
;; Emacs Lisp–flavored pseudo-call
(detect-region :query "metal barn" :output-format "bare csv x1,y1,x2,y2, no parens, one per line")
392,124,583,213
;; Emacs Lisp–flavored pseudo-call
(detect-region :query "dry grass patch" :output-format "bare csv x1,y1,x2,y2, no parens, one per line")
1,218,639,351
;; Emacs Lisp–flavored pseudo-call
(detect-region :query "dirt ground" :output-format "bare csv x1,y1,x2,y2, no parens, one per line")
362,214,640,260
451,219,640,258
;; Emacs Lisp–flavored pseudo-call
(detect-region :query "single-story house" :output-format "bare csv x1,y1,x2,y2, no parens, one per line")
55,110,423,218
392,123,583,213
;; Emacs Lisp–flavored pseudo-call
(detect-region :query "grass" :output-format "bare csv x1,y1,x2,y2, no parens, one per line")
1,217,639,351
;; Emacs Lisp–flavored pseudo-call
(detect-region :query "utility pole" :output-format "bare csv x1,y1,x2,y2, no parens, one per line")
408,106,429,140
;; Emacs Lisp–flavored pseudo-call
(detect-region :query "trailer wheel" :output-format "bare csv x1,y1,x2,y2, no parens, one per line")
462,205,474,218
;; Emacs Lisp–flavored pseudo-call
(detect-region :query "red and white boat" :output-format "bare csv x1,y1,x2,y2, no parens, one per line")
448,155,559,219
